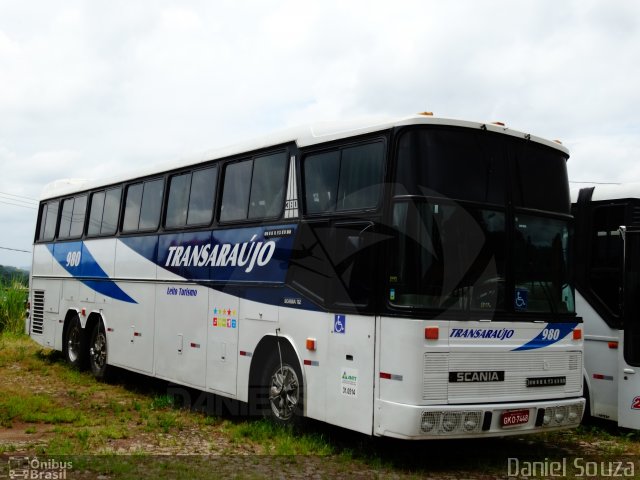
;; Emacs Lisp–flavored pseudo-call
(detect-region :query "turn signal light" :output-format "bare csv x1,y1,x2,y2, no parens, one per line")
425,326,439,340
306,338,316,351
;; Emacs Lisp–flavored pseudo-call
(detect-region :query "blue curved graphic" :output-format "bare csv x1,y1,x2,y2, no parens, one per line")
512,322,578,351
48,242,137,304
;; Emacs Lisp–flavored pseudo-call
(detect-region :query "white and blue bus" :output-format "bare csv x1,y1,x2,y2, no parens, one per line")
572,183,640,429
27,114,584,439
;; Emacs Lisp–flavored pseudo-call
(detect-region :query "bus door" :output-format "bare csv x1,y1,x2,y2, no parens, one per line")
618,226,640,428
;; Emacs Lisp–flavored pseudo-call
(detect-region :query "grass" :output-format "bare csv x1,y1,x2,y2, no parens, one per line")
0,277,27,334
1,332,640,478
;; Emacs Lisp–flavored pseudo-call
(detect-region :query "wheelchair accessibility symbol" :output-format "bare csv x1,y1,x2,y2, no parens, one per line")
514,288,528,311
334,315,346,334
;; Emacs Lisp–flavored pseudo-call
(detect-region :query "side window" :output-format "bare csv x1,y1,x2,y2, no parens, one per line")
87,187,122,236
303,142,384,214
102,187,122,235
58,198,74,239
338,143,384,211
123,179,164,232
88,191,105,236
58,195,87,239
166,166,217,228
188,166,217,225
69,195,87,238
589,205,625,317
42,200,59,241
304,151,340,214
220,160,252,222
249,153,287,219
166,173,191,227
220,152,287,222
38,204,48,241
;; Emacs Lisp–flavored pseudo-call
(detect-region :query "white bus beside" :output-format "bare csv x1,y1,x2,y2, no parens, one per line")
27,114,584,439
573,183,640,429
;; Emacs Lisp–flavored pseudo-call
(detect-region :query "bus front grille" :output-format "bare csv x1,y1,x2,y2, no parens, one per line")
31,290,44,335
423,350,583,403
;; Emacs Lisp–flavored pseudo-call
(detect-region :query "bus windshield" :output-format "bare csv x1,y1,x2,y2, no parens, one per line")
390,127,574,317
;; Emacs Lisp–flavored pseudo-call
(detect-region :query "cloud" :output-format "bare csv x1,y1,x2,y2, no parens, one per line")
1,0,640,266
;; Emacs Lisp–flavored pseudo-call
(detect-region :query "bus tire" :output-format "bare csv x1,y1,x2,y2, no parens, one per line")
63,315,86,369
260,347,303,426
88,321,110,380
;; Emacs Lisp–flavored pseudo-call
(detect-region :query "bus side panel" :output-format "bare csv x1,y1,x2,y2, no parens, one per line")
205,289,239,396
106,283,155,374
277,308,329,423
323,313,375,435
154,283,208,389
577,291,620,421
32,244,53,277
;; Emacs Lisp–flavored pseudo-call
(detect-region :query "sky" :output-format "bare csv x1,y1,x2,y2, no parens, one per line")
0,0,639,268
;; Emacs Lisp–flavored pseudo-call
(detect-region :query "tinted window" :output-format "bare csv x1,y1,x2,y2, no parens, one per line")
42,201,59,241
248,153,287,219
337,143,384,211
101,187,121,235
389,199,506,312
38,204,48,240
589,205,624,317
304,142,384,214
69,195,87,238
396,129,506,204
58,198,74,239
166,173,191,228
166,166,217,228
123,183,143,232
220,160,253,222
187,166,217,225
88,191,106,236
304,151,340,213
514,143,570,213
60,196,87,239
139,179,164,230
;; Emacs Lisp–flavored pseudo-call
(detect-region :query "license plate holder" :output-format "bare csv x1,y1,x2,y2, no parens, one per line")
501,409,530,428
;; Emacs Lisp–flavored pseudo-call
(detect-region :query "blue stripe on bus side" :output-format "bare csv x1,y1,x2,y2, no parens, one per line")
48,242,137,304
511,322,578,351
122,225,297,284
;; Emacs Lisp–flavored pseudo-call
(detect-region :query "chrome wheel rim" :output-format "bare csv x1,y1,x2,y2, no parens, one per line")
269,364,299,421
67,325,81,363
90,329,107,369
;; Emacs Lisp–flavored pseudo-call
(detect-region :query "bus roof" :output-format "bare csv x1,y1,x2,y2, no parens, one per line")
40,114,569,201
570,182,640,203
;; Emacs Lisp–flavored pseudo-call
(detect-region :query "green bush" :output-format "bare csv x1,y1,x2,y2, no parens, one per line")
0,278,28,334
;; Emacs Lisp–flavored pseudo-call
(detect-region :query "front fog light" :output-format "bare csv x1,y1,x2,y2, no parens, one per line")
554,405,567,424
568,404,582,423
441,412,461,433
543,407,554,426
421,412,441,433
463,412,481,432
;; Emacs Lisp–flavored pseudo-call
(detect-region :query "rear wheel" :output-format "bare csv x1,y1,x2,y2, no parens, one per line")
63,315,86,369
88,321,110,380
260,347,303,426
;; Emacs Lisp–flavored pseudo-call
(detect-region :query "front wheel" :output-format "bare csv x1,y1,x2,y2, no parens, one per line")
260,347,303,426
88,321,110,380
63,316,86,369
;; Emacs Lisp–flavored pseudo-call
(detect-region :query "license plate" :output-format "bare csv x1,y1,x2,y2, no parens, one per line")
501,409,530,427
